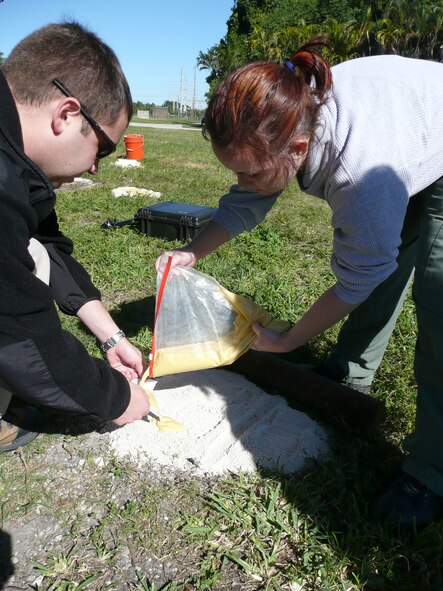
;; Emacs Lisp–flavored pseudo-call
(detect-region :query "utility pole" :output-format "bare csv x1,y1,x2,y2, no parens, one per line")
178,68,183,117
192,66,196,119
183,75,187,118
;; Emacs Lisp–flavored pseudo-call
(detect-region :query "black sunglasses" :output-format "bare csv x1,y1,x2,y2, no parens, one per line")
52,79,116,159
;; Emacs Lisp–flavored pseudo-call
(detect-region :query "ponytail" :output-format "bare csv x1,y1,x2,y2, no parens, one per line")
204,37,332,160
286,37,332,101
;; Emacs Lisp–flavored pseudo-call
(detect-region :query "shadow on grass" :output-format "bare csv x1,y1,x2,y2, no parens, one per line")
230,348,442,588
275,436,443,591
110,295,156,336
0,530,13,590
247,351,443,590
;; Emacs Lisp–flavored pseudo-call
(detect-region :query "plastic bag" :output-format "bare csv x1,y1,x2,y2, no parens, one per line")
148,259,289,378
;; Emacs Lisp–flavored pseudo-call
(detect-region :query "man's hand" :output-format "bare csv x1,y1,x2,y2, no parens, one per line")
77,301,147,379
113,382,150,426
107,338,147,381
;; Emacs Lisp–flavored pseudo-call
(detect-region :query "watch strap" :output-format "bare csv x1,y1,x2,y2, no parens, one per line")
101,329,126,353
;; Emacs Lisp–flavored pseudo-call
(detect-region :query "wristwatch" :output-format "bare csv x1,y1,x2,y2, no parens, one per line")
101,329,126,353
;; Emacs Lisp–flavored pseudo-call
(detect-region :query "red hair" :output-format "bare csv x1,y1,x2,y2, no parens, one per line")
204,38,332,163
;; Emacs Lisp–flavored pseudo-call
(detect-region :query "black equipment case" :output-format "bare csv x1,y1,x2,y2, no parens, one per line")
135,201,216,241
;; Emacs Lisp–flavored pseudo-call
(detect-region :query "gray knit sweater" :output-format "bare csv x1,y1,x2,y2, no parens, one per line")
211,55,443,304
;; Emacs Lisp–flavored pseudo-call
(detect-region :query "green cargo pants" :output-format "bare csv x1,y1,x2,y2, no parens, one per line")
322,175,443,496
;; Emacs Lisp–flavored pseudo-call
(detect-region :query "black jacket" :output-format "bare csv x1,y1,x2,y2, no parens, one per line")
0,71,130,421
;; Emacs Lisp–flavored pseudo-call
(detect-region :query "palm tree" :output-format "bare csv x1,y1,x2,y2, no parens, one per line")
414,2,443,60
382,0,442,58
319,18,360,63
349,6,376,57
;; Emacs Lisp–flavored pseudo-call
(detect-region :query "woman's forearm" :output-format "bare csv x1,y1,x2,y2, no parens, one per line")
181,221,230,261
284,287,358,350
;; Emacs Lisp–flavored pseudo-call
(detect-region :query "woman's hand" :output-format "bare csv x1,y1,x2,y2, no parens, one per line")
154,222,230,275
155,249,197,274
251,288,359,354
251,322,294,353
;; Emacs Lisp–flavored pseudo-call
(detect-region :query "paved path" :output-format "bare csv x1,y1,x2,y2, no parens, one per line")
129,121,201,131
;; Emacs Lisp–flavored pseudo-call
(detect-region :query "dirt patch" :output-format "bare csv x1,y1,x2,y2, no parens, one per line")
1,422,218,590
163,158,208,169
55,178,98,192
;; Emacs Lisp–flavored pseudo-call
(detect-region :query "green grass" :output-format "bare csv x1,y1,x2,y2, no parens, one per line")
1,124,442,590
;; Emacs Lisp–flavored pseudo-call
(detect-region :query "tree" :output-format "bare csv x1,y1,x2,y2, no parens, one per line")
198,0,442,101
226,0,276,36
162,100,175,114
373,0,442,59
198,34,250,95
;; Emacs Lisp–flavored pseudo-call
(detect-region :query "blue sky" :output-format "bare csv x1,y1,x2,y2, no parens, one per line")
0,0,235,108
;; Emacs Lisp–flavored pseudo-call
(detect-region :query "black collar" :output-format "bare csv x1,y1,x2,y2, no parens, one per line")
0,70,55,199
0,69,24,149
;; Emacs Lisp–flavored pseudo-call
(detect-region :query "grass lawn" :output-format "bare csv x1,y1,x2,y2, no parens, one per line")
1,124,442,590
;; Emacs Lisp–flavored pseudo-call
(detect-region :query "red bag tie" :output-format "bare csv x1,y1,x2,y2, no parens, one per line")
148,256,173,379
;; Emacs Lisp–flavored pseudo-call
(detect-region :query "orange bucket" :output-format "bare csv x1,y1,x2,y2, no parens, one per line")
124,134,144,160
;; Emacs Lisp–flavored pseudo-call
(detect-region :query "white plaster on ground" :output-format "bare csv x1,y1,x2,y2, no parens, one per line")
107,369,331,476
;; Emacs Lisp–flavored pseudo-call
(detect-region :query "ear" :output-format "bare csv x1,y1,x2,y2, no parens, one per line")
290,137,309,167
51,97,82,136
